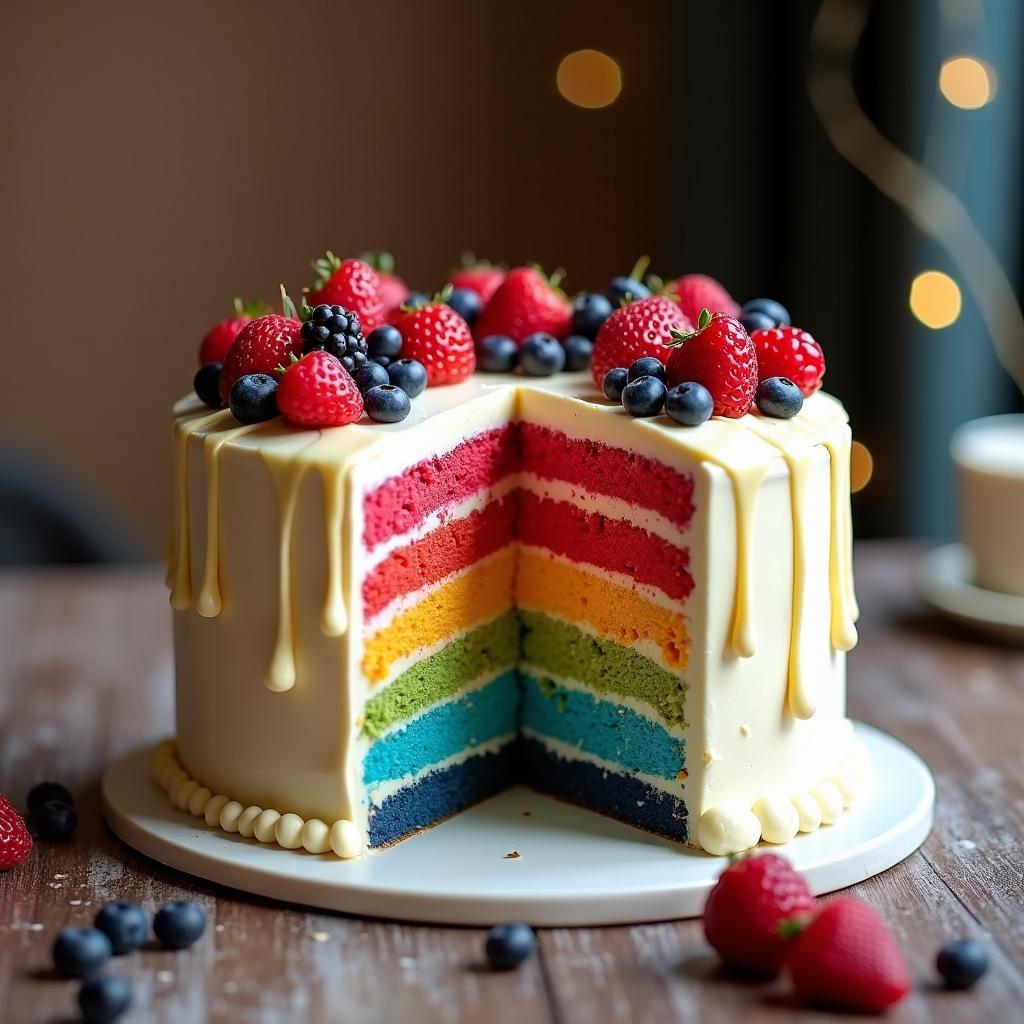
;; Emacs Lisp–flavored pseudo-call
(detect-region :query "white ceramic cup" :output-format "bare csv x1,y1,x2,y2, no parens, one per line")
951,414,1024,596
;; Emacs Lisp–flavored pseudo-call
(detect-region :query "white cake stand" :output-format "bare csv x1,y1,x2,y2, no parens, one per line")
102,722,933,926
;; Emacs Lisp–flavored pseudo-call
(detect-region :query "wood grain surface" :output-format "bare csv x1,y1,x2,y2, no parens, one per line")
1,543,1022,1022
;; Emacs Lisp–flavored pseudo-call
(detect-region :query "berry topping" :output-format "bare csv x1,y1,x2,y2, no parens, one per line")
450,255,505,304
605,256,653,305
359,250,409,310
666,309,757,419
751,327,825,398
193,363,222,408
571,292,614,340
562,334,593,372
591,295,691,389
476,335,519,373
26,781,73,814
602,367,628,403
352,362,390,394
446,286,484,327
0,793,32,870
621,375,667,417
665,381,714,426
198,299,269,366
485,923,536,970
218,313,302,405
739,309,776,335
396,297,475,386
786,898,910,1013
308,253,385,334
756,376,803,419
703,853,815,975
668,273,740,326
363,383,412,424
626,356,667,384
936,938,989,990
277,352,363,428
78,974,133,1024
229,373,279,424
742,297,790,328
94,901,148,955
32,798,77,841
387,358,428,398
519,332,566,376
153,900,207,950
300,303,368,374
52,927,112,977
473,266,571,344
367,324,404,363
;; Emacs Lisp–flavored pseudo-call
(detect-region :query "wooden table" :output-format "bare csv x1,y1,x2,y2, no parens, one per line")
1,542,1022,1022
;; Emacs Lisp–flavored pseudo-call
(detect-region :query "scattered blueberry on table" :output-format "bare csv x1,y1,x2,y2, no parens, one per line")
936,939,989,990
153,900,207,950
485,923,536,970
27,781,74,814
52,927,112,978
32,799,78,841
78,974,133,1023
94,901,149,956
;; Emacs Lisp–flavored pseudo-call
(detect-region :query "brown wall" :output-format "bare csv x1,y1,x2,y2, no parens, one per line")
0,1,674,555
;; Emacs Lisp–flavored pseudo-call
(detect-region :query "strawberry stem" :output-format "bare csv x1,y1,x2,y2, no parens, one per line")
279,284,299,321
627,255,651,282
311,250,342,289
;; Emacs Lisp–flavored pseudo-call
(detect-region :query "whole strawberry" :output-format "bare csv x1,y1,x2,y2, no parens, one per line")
473,266,571,344
360,251,409,311
786,898,911,1013
397,296,475,386
752,327,826,398
591,295,691,390
451,256,505,305
666,309,757,418
277,351,364,428
703,854,815,975
219,313,302,405
198,299,270,366
308,253,386,335
0,793,33,870
668,273,740,326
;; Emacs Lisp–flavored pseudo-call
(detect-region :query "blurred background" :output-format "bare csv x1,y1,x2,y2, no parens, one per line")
1,0,1021,564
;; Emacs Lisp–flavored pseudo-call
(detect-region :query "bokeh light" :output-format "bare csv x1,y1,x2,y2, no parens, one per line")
850,442,874,493
939,57,996,109
909,270,962,329
556,50,622,109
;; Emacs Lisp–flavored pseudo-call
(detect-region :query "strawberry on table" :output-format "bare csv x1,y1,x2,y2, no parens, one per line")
450,254,505,305
0,793,33,870
308,253,386,335
667,273,740,326
218,312,303,406
473,266,571,344
198,299,270,366
752,326,826,398
590,295,691,390
396,291,475,386
277,351,364,428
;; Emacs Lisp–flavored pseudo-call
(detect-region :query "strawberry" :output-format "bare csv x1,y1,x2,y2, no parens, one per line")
397,296,476,386
786,898,911,1013
218,313,302,405
666,309,757,418
198,299,271,366
0,793,33,870
752,327,826,398
703,853,815,975
667,273,740,325
277,351,364,428
308,253,385,334
590,295,691,389
360,251,409,311
450,255,505,305
473,266,571,344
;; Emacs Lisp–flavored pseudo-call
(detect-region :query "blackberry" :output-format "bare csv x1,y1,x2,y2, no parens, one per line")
301,303,368,373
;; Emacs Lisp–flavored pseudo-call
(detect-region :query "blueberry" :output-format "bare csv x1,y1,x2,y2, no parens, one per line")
352,362,390,394
78,975,132,1023
366,325,403,361
193,363,222,408
626,357,666,384
602,367,628,403
741,297,790,327
562,335,593,372
485,923,535,970
403,291,429,310
27,781,73,814
33,799,77,841
52,927,112,978
446,287,483,327
387,359,428,398
153,900,206,950
363,384,412,424
622,376,667,417
665,382,714,426
571,292,614,340
476,335,519,373
229,373,279,424
520,333,566,376
755,376,803,419
371,355,392,368
94,901,148,956
936,939,989,990
739,309,776,335
606,276,651,306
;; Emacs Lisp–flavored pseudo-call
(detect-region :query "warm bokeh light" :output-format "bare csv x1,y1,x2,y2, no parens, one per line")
939,56,996,109
556,50,622,109
850,441,874,493
909,270,962,329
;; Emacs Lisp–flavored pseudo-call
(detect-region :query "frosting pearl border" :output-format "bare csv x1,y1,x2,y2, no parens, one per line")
150,740,362,859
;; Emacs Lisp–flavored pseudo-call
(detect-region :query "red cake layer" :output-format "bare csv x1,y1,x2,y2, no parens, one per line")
517,490,693,602
362,496,518,620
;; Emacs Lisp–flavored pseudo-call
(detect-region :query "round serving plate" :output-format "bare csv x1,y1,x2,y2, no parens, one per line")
102,722,933,926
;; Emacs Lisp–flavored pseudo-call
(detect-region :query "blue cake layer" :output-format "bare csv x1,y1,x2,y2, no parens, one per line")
520,735,689,842
519,673,684,780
